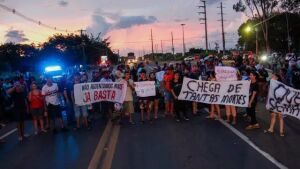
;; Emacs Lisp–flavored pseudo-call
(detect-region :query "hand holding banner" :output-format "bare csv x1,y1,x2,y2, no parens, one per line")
134,81,156,97
215,66,237,81
178,77,250,107
74,82,127,106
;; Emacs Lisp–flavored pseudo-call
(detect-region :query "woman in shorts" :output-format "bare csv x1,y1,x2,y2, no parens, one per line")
28,82,47,134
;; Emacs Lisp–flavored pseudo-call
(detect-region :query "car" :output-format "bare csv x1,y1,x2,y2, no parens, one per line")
184,56,194,61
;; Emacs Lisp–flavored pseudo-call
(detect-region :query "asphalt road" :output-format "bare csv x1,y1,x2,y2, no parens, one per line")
0,101,299,169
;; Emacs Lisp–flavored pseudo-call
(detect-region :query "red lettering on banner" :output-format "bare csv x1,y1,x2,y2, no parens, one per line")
94,90,116,101
83,92,91,103
111,91,116,100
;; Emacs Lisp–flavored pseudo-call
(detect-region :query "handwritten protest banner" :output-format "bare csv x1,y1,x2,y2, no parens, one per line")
178,77,250,107
156,71,165,81
215,66,237,81
266,80,300,120
74,82,127,106
134,81,156,97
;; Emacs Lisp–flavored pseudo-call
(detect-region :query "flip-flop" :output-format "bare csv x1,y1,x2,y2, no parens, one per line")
264,129,274,134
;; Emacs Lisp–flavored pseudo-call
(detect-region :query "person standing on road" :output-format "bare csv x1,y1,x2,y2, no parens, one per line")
171,71,189,122
7,81,29,141
137,69,149,124
71,73,90,130
123,71,135,124
163,67,174,117
206,71,221,120
264,74,285,137
190,65,200,115
42,76,66,133
28,82,47,135
100,69,113,120
245,71,260,130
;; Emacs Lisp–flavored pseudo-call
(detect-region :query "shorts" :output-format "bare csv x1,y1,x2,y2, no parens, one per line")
74,105,88,118
164,91,173,102
139,99,148,110
31,108,44,117
123,101,134,115
47,104,62,119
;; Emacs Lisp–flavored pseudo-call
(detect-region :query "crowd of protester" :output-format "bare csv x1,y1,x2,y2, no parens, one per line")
0,54,300,143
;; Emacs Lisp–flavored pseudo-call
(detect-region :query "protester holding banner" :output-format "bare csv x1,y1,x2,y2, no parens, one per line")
190,65,200,115
245,71,260,130
264,74,285,137
72,73,89,130
163,67,174,117
100,69,113,120
138,69,149,124
171,71,189,122
207,71,221,120
148,72,159,120
123,71,135,124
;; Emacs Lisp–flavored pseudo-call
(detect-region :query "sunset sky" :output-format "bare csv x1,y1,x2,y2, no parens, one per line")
0,0,248,55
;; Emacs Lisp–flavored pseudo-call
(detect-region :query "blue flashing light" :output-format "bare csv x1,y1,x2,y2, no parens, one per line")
45,66,62,72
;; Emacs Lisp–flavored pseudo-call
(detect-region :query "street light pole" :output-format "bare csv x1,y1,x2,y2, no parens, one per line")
181,24,186,57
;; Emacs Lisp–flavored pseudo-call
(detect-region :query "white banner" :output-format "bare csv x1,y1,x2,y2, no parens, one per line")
134,81,156,97
266,80,300,120
74,82,127,106
178,77,250,107
215,66,237,81
156,71,165,81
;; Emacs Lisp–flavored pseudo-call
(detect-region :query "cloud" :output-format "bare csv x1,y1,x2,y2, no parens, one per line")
58,0,68,7
5,29,29,43
174,18,189,22
86,15,113,35
87,10,158,36
114,16,157,29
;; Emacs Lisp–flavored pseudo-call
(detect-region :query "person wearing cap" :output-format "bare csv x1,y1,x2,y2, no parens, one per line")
7,81,29,141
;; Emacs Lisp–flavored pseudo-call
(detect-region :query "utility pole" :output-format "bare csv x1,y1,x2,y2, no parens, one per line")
171,32,175,56
181,24,186,56
161,40,164,53
151,29,155,61
77,29,86,36
197,0,208,52
218,2,225,54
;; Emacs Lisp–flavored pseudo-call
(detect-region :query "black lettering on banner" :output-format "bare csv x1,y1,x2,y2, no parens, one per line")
236,84,242,93
82,84,89,91
227,85,234,93
187,80,197,92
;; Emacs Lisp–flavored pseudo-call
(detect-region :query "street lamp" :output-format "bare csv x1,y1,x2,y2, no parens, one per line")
245,25,258,58
181,24,186,57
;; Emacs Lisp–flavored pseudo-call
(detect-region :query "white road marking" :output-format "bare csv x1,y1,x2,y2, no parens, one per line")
219,118,288,169
0,128,17,140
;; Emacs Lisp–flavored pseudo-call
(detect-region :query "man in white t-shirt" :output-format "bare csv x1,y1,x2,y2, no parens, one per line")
42,76,66,133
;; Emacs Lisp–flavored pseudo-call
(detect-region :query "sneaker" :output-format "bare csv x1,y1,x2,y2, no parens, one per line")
34,131,38,135
184,117,190,121
176,118,180,122
41,129,47,133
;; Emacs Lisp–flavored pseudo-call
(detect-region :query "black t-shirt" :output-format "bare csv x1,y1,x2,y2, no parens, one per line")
171,80,182,97
292,68,300,89
11,91,26,111
258,69,268,82
249,82,259,103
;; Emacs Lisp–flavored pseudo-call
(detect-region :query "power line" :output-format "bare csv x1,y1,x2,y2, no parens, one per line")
0,3,75,33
